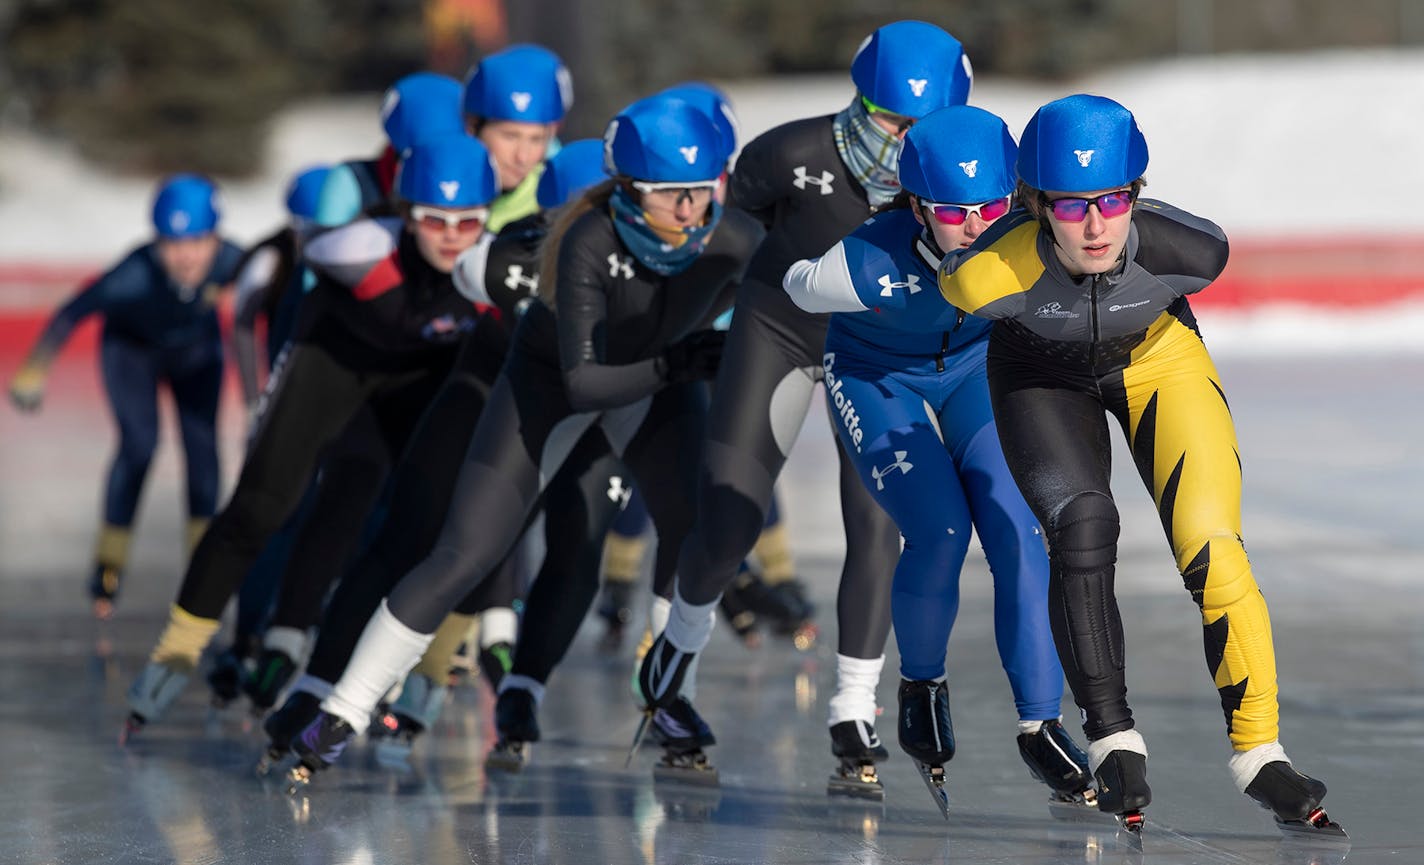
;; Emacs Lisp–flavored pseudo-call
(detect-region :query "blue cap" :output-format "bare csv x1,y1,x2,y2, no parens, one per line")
657,82,738,164
851,21,972,118
602,96,724,184
1017,94,1149,192
380,72,464,153
536,139,609,209
396,133,499,207
463,44,573,124
898,106,1017,203
152,174,220,238
284,165,331,220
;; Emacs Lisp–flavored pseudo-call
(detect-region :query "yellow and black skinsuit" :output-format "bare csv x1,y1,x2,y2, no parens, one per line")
938,200,1277,753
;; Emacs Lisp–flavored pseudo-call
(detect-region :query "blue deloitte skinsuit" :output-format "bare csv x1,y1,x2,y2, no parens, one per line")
786,208,1061,719
32,242,244,526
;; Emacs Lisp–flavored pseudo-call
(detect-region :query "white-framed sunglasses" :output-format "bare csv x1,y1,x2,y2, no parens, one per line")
409,204,491,232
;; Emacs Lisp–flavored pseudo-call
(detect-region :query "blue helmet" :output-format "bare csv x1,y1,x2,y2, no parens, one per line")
898,106,1017,203
657,82,738,165
851,21,973,118
396,133,499,208
284,165,331,220
536,139,609,209
1017,94,1149,192
152,174,220,238
602,96,724,184
380,72,465,153
463,44,573,124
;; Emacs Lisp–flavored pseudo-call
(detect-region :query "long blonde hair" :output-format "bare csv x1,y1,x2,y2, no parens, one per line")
538,178,620,313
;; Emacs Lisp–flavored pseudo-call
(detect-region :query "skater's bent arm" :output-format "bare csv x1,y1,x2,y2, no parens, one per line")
556,240,664,412
783,241,872,314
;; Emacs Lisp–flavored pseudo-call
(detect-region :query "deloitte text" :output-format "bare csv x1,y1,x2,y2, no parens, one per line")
822,353,864,453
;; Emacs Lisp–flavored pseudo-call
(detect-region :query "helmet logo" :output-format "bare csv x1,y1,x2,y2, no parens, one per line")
1074,149,1095,167
170,212,190,233
678,146,699,165
958,160,978,178
907,78,928,97
510,91,533,113
439,181,461,201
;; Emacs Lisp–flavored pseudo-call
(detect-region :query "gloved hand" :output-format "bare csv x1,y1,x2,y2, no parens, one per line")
660,329,727,383
8,364,47,413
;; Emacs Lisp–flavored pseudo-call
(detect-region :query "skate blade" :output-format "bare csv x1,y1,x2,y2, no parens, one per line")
826,774,885,801
1047,795,1118,824
284,764,314,796
1118,809,1146,833
1276,808,1349,840
624,712,652,768
653,761,720,788
913,761,950,820
255,747,294,778
484,742,529,774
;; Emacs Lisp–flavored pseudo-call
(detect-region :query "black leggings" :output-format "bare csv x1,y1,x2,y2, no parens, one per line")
386,352,705,634
675,291,900,659
174,341,449,620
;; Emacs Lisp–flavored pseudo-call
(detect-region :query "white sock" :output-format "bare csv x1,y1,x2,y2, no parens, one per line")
262,625,306,661
662,589,717,653
827,654,884,726
322,600,434,733
1086,729,1149,776
649,595,671,637
1228,741,1290,794
478,606,518,647
289,674,333,701
1018,717,1058,735
498,673,546,705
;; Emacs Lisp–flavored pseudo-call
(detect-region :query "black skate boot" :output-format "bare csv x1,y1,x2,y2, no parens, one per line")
1245,762,1345,837
649,696,718,787
1093,749,1151,831
898,679,955,819
206,644,250,708
477,641,513,694
486,687,540,773
753,578,817,650
826,719,890,800
88,563,122,621
596,580,637,653
636,632,697,712
243,647,299,714
256,690,323,776
717,569,764,648
1019,719,1096,811
286,710,355,793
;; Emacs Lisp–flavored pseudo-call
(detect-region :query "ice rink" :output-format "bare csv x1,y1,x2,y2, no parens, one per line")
0,342,1418,864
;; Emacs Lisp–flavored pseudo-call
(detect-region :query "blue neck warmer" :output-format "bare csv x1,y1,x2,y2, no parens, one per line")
608,185,722,277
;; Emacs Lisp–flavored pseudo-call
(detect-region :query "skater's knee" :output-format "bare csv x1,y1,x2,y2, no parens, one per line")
1176,531,1258,612
1047,492,1118,572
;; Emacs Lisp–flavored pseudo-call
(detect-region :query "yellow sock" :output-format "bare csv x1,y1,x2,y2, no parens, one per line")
752,522,796,585
413,613,477,679
94,523,133,571
149,605,222,672
185,517,210,557
603,532,648,584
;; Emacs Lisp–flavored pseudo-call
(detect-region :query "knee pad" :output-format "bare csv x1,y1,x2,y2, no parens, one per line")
1048,492,1119,574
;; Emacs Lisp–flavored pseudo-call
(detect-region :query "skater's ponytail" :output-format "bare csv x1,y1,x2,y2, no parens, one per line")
539,178,617,313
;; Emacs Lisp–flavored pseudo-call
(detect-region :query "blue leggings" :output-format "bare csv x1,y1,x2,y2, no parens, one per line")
824,342,1062,721
99,332,222,526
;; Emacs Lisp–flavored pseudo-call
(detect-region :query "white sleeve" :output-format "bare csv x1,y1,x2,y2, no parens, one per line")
233,246,279,327
303,218,401,286
452,233,494,305
781,240,868,314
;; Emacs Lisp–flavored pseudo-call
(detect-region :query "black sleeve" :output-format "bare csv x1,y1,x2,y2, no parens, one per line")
1131,200,1230,296
726,130,783,228
555,216,666,412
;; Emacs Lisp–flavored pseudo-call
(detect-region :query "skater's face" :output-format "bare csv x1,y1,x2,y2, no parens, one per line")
632,182,716,247
473,119,557,191
407,204,489,273
1038,187,1136,276
156,234,221,291
911,194,1012,251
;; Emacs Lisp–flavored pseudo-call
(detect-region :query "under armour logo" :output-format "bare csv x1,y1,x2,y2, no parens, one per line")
877,273,921,297
439,180,460,201
793,166,834,195
503,265,538,293
607,253,634,279
1074,149,1095,167
678,145,699,164
959,160,978,178
607,475,633,507
510,91,532,113
907,78,928,97
871,450,913,490
169,212,190,233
